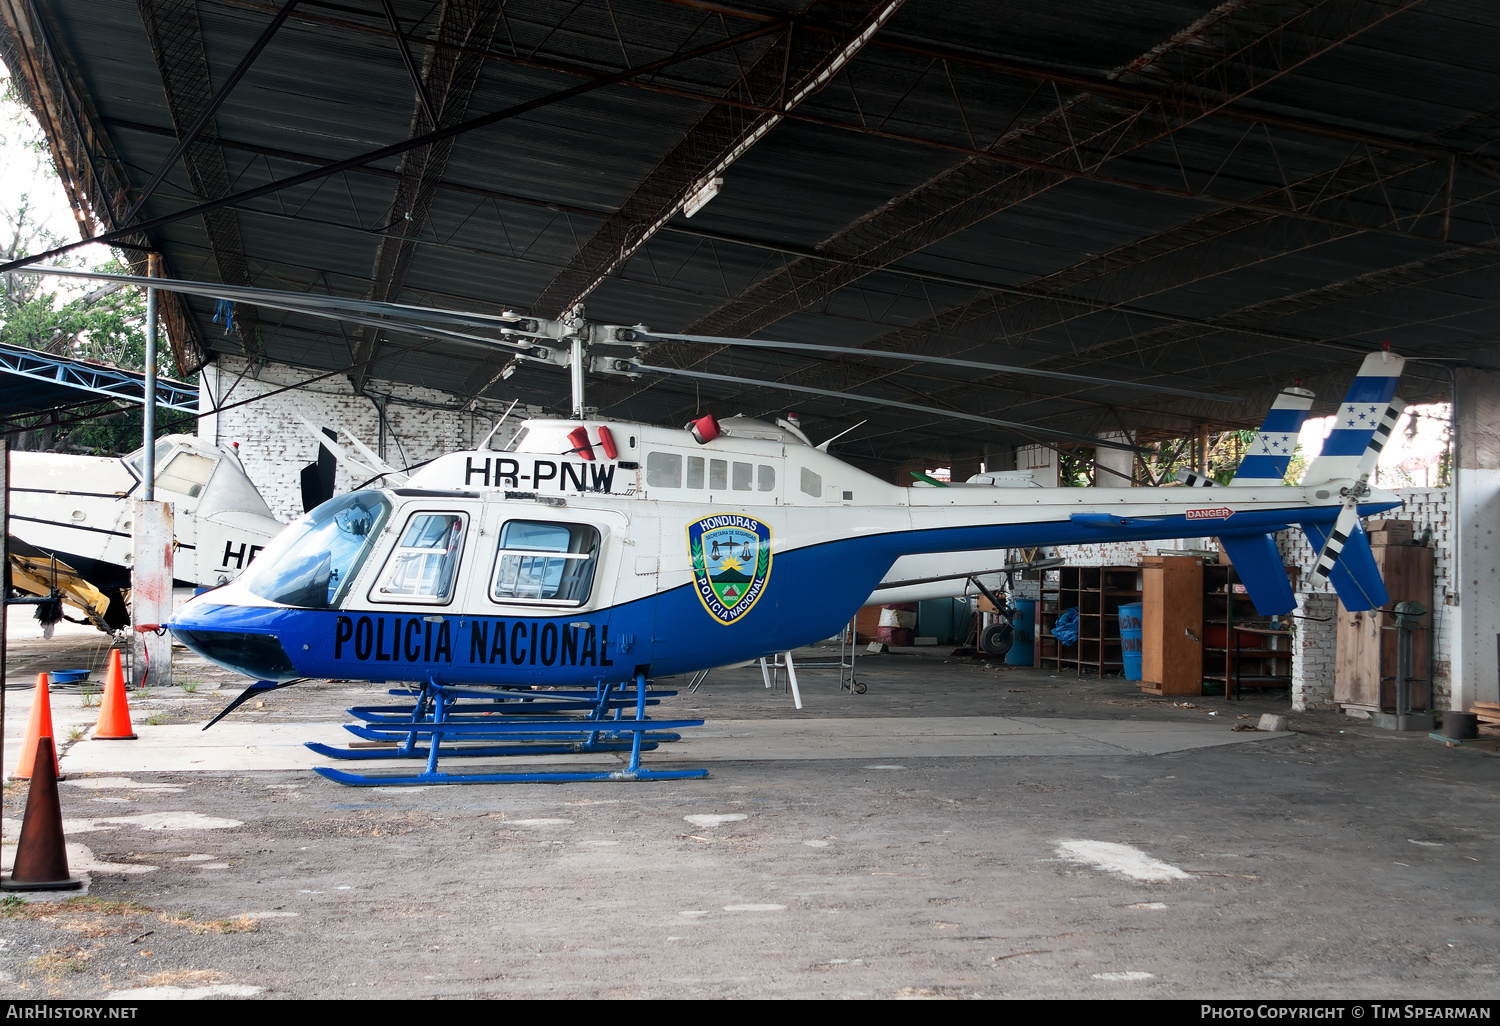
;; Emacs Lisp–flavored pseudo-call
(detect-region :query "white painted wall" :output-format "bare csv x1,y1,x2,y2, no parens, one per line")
198,357,543,523
1093,432,1134,487
1452,468,1500,710
1015,444,1059,487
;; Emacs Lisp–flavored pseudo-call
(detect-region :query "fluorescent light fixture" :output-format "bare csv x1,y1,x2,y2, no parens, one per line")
682,176,724,218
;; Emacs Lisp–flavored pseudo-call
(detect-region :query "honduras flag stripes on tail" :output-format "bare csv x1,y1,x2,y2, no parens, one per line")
1228,385,1315,486
1302,349,1405,486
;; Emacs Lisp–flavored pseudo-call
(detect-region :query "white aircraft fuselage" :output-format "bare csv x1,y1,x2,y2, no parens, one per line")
168,415,1396,685
10,434,284,595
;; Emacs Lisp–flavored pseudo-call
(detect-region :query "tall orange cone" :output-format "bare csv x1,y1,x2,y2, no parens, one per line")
94,649,137,740
3,737,82,890
13,673,58,779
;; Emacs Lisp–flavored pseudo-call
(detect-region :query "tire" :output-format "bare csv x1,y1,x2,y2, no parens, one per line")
853,681,867,695
980,622,1013,657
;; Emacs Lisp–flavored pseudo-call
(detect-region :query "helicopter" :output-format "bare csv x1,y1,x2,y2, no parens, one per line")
10,266,1404,785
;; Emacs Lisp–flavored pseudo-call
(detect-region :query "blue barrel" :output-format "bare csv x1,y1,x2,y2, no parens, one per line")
1006,599,1036,665
1118,602,1143,680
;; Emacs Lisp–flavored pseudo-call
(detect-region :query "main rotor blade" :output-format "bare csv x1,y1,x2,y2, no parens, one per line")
628,361,1142,452
10,267,532,352
11,266,529,335
639,332,1238,403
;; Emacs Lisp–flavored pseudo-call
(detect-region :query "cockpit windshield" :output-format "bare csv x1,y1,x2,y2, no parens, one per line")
240,491,390,608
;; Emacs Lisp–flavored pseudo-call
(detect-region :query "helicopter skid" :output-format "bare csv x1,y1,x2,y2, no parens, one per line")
385,687,679,701
339,717,702,737
313,671,706,785
341,723,683,745
307,738,665,761
313,764,710,786
347,697,662,720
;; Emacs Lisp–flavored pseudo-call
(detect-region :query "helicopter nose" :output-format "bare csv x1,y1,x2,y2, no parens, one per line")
172,626,298,681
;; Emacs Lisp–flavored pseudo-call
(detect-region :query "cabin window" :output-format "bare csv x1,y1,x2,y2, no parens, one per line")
371,513,467,604
732,462,753,491
241,491,390,609
758,465,776,492
709,459,727,490
646,451,682,488
686,456,705,489
155,451,216,498
491,520,600,606
800,468,822,497
128,439,175,479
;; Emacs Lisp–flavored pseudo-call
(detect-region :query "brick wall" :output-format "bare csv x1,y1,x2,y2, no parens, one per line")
1274,487,1453,706
1291,591,1338,710
199,356,543,523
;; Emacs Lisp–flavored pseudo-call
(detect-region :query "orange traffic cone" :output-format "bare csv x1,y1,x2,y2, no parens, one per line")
3,736,82,890
13,673,58,779
94,649,137,740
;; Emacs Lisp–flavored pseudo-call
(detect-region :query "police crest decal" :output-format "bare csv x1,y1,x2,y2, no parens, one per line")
687,514,773,625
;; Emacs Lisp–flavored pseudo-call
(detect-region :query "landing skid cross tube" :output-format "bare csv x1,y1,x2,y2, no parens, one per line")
309,672,707,786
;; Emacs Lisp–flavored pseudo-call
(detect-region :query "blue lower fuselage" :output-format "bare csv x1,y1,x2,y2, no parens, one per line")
169,501,1391,688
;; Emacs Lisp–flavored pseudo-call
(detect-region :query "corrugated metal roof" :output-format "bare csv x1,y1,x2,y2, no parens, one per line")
5,0,1498,469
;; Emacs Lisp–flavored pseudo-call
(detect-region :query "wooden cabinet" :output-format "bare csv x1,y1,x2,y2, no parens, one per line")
1335,540,1434,714
1037,566,1140,676
1140,555,1204,695
1138,554,1294,698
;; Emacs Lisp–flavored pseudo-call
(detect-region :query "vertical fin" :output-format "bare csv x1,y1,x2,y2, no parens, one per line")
1228,385,1315,486
1302,350,1404,486
1216,533,1296,614
1301,518,1390,612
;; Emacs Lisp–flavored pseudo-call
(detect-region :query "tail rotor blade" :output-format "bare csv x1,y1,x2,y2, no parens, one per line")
1311,504,1360,585
1175,469,1216,487
1355,398,1406,481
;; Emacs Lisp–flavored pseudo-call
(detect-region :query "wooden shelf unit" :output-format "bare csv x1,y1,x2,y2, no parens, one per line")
1202,563,1292,698
1036,565,1140,676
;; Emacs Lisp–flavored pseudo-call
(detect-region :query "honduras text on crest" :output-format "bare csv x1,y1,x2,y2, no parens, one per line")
687,514,773,625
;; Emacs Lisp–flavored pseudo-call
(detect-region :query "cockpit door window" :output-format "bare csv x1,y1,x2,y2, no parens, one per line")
371,512,467,605
491,520,601,606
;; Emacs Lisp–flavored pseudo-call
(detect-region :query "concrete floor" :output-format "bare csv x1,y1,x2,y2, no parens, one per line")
0,618,1496,999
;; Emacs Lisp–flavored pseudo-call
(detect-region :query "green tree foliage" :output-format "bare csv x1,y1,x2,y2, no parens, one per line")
1133,429,1267,486
0,78,191,455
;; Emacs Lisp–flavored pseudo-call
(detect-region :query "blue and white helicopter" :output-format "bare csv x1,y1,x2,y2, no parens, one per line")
16,267,1408,785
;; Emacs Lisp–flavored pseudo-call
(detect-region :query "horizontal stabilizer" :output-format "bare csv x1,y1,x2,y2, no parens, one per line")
1300,519,1389,612
1216,533,1296,614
